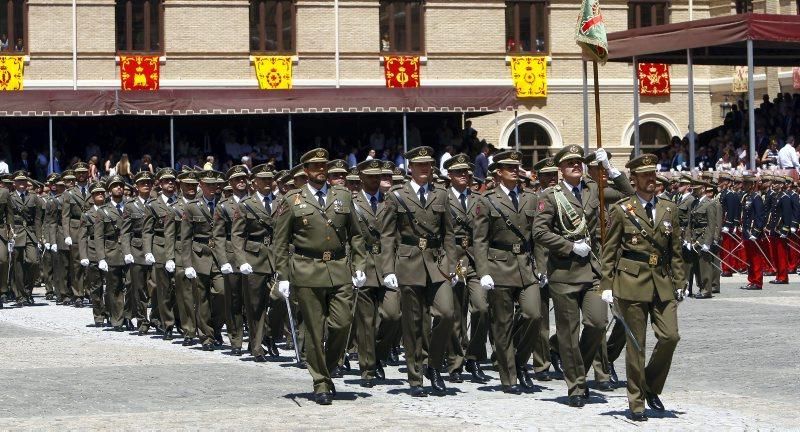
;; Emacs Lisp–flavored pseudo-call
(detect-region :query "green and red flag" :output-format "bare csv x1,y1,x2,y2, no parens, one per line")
575,0,608,64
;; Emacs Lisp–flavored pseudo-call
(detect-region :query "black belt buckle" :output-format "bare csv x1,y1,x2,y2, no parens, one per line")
322,251,332,261
418,238,427,250
512,243,522,254
648,253,659,267
371,244,380,254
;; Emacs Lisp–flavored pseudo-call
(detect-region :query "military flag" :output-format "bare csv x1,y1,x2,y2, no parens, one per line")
733,66,748,93
575,0,608,64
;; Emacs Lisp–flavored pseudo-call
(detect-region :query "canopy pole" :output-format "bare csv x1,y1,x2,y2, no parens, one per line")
49,117,54,174
747,39,756,170
582,61,589,152
688,48,696,170
514,110,520,151
288,114,294,168
403,112,408,170
592,61,607,242
170,116,175,170
633,56,640,157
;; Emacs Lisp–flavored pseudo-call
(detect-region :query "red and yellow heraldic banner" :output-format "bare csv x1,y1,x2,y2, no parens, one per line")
510,56,547,98
253,56,293,90
120,55,160,91
0,56,24,91
638,63,670,96
384,56,420,88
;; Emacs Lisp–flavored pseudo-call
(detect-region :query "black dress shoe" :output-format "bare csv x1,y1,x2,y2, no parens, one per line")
361,379,375,388
550,351,564,376
202,344,213,351
533,371,552,382
608,363,619,384
449,371,463,383
164,327,174,341
375,363,386,380
314,392,332,405
769,280,789,284
630,411,648,422
63,299,74,306
124,320,134,331
516,367,534,389
330,366,343,378
424,367,447,393
213,334,223,347
721,272,733,277
465,359,489,382
741,284,763,290
389,346,400,364
254,355,268,362
596,381,614,392
646,392,665,411
73,298,83,308
342,355,351,371
568,396,585,407
501,384,522,395
409,386,427,397
113,326,124,332
138,328,148,336
182,337,194,346
231,348,243,356
582,387,590,400
694,293,713,299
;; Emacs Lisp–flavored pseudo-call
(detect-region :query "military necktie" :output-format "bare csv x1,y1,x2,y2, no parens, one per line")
207,200,215,215
572,186,582,205
168,196,176,205
645,202,654,224
509,190,518,211
20,192,26,201
264,194,272,211
116,202,123,213
81,186,87,198
316,190,325,207
370,195,378,213
459,192,467,211
418,187,426,207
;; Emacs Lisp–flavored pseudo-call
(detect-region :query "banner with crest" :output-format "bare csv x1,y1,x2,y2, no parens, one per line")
638,63,670,96
253,56,293,90
384,56,420,88
0,56,24,90
120,55,160,91
510,56,547,98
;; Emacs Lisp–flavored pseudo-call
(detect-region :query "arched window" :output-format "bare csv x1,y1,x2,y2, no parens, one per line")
631,121,671,150
250,0,296,53
116,0,164,53
508,122,552,165
0,0,27,54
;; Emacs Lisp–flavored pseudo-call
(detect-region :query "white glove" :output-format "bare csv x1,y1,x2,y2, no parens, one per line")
749,235,757,241
240,263,253,275
220,263,233,274
7,242,12,253
701,244,710,253
144,253,156,265
50,243,58,252
450,274,459,287
480,275,495,290
683,240,692,250
353,270,367,288
44,242,51,250
572,240,591,258
781,234,788,239
185,267,197,279
80,258,90,267
124,254,134,265
601,290,614,304
721,226,729,233
64,237,73,246
165,260,175,273
595,148,610,167
98,260,108,272
278,281,290,298
383,273,398,289
792,228,797,234
538,273,548,287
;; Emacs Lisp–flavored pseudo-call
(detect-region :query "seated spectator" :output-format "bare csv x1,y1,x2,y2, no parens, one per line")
716,148,734,171
759,139,779,167
0,34,8,51
14,38,23,52
203,156,215,170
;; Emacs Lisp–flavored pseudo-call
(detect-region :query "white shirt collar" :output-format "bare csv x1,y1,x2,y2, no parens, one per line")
362,189,380,203
306,182,328,197
161,193,174,205
562,180,582,192
450,186,469,199
636,193,657,207
499,183,519,196
409,180,428,195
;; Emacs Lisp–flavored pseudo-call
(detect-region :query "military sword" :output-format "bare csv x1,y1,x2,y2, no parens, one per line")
610,304,641,352
751,236,776,271
714,241,750,269
283,290,302,365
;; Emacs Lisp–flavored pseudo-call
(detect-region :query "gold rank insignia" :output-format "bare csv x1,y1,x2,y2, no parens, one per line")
419,148,428,156
294,194,302,205
631,236,638,245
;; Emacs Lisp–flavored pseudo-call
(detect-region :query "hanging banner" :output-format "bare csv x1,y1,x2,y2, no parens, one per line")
575,0,608,64
793,67,800,90
0,56,24,91
120,55,160,91
384,56,420,88
638,63,670,96
253,56,293,90
732,66,748,93
510,56,547,98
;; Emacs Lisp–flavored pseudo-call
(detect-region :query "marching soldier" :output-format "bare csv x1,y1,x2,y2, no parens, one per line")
95,175,128,331
740,174,766,290
600,153,684,422
0,174,12,308
61,162,92,307
40,174,58,301
685,179,717,299
9,171,42,306
213,165,249,355
174,169,199,345
327,160,348,187
80,182,108,326
444,154,490,384
181,170,227,350
122,171,157,335
719,172,740,277
47,172,73,305
143,168,178,339
760,176,776,275
380,146,458,397
767,176,793,285
231,163,277,362
675,174,695,295
273,148,367,405
473,150,541,394
376,161,403,366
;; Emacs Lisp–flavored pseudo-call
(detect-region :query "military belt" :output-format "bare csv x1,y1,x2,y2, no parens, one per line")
153,231,165,238
622,250,663,267
401,235,442,250
247,235,272,246
366,243,381,254
193,237,211,245
294,247,346,262
131,233,143,239
104,236,119,241
490,241,530,254
454,236,472,248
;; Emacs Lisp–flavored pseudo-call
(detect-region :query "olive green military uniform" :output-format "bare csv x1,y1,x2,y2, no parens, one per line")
61,171,92,302
46,190,72,302
380,146,458,390
80,192,107,325
274,149,367,395
143,189,178,334
687,182,718,298
173,192,197,342
531,146,608,400
213,184,247,351
95,190,127,327
600,154,683,416
9,174,43,303
0,185,13,304
122,193,154,331
675,179,696,292
473,153,542,387
710,187,724,294
39,184,56,300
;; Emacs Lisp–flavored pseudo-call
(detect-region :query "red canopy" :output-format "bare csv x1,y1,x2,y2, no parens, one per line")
605,13,800,65
0,86,518,117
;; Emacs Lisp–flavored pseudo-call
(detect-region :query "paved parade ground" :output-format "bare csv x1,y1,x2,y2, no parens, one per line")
1,275,799,431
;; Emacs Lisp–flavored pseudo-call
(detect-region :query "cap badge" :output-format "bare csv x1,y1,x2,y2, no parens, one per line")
418,148,428,156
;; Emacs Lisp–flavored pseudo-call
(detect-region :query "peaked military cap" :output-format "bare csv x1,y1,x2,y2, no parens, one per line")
45,173,59,184
72,161,89,172
677,173,693,184
533,157,558,174
90,182,106,194
656,174,670,186
223,185,233,192
300,148,329,164
290,163,307,179
554,145,585,165
177,169,198,184
156,168,177,181
404,146,435,163
493,150,523,166
443,153,470,171
584,151,605,167
358,159,383,176
11,170,28,181
625,153,658,173
198,170,224,184
106,175,126,189
346,167,361,181
226,164,249,180
382,160,396,175
133,171,154,184
392,167,405,182
718,171,733,181
251,164,275,178
61,169,76,181
327,159,348,174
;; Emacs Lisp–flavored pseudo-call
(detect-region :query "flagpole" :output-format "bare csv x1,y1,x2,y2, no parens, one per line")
593,60,606,241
